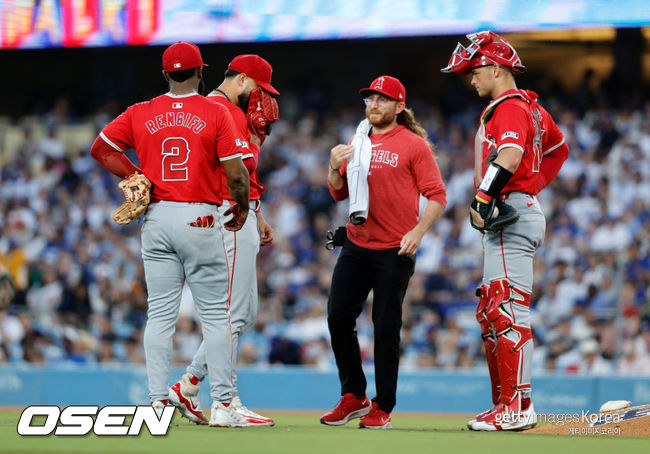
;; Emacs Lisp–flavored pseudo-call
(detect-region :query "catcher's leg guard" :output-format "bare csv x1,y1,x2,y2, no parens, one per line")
476,284,500,407
468,284,502,430
485,279,533,408
473,279,536,431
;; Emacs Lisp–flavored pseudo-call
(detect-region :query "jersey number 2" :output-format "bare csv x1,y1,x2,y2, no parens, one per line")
162,137,190,181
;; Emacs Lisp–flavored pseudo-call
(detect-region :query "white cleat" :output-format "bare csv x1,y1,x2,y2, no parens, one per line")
472,403,537,431
151,400,168,419
209,401,248,428
231,396,275,427
467,403,504,431
168,374,209,425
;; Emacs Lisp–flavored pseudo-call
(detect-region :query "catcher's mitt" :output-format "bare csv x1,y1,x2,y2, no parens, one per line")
246,88,279,144
0,265,15,310
470,198,520,232
112,172,152,225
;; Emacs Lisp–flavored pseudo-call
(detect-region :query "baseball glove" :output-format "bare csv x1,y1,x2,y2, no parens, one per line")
246,88,279,144
0,265,15,310
112,172,152,225
470,198,520,232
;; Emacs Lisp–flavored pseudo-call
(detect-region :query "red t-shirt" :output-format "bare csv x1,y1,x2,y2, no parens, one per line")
206,93,265,201
100,93,244,204
329,124,447,250
479,89,566,194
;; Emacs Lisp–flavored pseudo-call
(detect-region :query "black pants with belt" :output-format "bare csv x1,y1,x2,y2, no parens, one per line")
327,239,415,414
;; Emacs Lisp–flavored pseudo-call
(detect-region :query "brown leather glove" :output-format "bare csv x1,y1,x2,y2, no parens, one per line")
112,173,152,225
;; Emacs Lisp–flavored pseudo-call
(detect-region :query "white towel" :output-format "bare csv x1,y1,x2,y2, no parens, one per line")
347,119,372,225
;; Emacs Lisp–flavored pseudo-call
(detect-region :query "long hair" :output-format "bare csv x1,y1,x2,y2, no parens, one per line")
397,108,434,150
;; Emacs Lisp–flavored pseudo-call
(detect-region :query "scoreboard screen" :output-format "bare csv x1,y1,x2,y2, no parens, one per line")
1,0,649,49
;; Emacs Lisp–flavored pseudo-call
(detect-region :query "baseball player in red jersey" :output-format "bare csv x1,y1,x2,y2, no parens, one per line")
442,31,569,431
321,76,447,429
90,42,252,427
168,55,278,427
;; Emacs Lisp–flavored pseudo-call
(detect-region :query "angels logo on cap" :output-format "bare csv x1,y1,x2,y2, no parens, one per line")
359,75,406,102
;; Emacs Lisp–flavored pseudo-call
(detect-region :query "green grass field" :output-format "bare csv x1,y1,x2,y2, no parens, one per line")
0,410,645,454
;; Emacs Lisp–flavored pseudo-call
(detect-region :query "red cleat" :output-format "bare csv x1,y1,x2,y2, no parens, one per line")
359,402,391,429
320,393,371,426
359,402,390,429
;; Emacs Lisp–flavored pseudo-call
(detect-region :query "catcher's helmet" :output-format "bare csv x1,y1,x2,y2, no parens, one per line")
441,30,526,76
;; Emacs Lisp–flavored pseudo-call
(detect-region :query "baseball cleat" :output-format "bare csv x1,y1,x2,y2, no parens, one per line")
168,374,208,425
320,393,371,426
209,401,247,428
230,396,275,426
151,400,170,419
472,402,537,431
359,402,391,429
467,403,504,430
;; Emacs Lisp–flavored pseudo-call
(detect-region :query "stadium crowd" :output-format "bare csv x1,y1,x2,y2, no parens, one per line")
1,84,649,377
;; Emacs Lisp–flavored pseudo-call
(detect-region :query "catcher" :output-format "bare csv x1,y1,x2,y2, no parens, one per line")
442,31,569,431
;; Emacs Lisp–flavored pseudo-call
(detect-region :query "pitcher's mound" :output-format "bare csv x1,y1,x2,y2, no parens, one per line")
525,403,650,437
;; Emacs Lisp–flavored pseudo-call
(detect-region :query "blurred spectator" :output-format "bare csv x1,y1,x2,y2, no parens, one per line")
0,85,649,377
574,338,614,375
618,338,650,375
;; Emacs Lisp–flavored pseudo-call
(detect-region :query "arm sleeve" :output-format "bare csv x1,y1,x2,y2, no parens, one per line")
534,113,569,192
412,143,447,208
491,103,529,154
215,106,245,161
328,161,349,201
90,136,141,178
100,107,135,152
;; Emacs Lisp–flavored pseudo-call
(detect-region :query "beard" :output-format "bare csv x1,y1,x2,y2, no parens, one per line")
366,108,396,128
238,90,251,112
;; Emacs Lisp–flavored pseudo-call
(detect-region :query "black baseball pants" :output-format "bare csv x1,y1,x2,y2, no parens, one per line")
327,239,415,414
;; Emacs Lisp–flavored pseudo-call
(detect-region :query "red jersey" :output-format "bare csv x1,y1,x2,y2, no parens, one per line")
206,93,265,201
100,93,243,204
329,125,447,250
479,89,567,194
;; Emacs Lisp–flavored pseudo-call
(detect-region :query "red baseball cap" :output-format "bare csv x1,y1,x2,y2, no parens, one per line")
359,76,405,102
162,41,207,72
228,54,280,96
